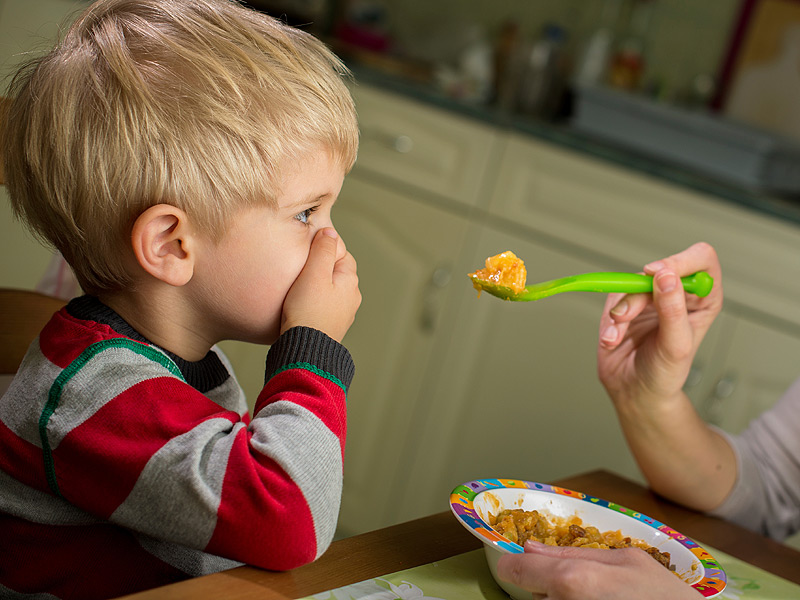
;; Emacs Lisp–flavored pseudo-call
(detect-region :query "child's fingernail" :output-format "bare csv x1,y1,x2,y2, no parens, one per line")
610,300,628,317
656,272,677,293
601,325,618,344
322,228,338,238
644,261,665,273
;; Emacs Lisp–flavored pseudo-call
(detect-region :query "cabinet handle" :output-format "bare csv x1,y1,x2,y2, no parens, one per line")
684,364,704,389
361,127,414,154
704,373,738,426
714,375,737,399
392,135,414,154
420,266,452,333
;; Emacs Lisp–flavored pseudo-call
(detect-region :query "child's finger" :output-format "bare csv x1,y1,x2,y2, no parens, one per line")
303,228,340,279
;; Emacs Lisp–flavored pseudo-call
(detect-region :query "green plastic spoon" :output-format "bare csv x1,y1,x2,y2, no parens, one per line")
469,271,714,302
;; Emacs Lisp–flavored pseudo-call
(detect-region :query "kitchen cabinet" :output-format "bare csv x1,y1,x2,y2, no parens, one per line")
332,176,474,536
329,102,800,534
475,133,800,439
386,132,800,526
331,86,501,537
393,223,644,526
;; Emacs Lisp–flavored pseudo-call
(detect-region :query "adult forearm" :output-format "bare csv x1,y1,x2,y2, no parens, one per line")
614,390,736,512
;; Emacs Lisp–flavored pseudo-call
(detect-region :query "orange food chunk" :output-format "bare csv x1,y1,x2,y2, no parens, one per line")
469,251,527,294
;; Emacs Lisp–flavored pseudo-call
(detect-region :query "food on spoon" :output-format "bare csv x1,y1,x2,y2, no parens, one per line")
490,508,673,571
468,251,527,295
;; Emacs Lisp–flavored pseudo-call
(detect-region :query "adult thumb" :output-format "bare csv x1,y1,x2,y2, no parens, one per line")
652,269,692,362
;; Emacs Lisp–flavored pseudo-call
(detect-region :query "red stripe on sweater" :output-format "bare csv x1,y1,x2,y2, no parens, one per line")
38,310,127,368
256,368,347,456
53,377,239,518
205,428,318,570
0,513,186,600
0,419,49,492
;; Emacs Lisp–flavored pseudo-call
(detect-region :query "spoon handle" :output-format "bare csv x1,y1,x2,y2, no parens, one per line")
517,271,714,301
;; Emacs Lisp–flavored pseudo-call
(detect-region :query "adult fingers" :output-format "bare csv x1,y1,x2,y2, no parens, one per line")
521,540,644,565
644,242,723,298
498,544,660,600
651,268,694,366
496,545,644,599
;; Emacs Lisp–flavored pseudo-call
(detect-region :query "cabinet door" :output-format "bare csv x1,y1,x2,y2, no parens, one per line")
351,84,499,207
394,225,644,525
700,314,800,434
332,175,471,536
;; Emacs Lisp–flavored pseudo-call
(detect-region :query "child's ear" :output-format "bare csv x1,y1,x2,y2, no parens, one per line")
131,204,196,287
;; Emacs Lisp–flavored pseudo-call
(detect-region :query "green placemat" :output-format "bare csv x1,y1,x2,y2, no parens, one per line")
305,545,800,600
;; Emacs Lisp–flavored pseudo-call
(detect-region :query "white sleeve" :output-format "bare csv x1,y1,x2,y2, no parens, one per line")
709,378,800,541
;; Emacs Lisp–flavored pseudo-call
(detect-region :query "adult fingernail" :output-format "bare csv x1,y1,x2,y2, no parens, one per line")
657,272,677,293
610,299,628,317
644,261,665,273
601,324,618,344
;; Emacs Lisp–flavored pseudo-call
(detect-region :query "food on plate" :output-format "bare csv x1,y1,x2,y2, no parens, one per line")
489,508,673,570
468,251,527,295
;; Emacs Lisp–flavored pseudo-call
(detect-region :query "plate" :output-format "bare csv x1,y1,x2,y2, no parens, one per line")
450,478,727,598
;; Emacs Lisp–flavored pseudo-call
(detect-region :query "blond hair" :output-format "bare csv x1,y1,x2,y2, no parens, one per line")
2,0,359,293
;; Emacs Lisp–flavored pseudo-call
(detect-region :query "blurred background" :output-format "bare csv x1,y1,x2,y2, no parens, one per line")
247,0,734,110
2,0,800,547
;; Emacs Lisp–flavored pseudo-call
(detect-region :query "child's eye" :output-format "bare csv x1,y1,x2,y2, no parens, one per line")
294,206,318,225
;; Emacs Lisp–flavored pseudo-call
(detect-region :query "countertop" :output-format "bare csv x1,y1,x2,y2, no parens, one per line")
346,61,800,228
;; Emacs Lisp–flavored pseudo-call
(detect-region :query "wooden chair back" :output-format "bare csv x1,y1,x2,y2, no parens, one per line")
0,96,8,185
0,289,66,375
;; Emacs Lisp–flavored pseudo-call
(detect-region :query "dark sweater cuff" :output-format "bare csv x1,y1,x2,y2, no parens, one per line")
264,327,355,390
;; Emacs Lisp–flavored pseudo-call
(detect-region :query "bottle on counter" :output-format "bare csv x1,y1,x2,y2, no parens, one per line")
493,20,523,110
573,0,623,88
608,0,655,91
516,23,569,120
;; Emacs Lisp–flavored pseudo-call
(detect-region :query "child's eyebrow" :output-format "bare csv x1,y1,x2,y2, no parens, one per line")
287,193,333,208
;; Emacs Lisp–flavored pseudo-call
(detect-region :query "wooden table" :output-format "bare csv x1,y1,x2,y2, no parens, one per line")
121,469,800,599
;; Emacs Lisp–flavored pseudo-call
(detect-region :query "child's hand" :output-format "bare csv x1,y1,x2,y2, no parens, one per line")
281,228,361,342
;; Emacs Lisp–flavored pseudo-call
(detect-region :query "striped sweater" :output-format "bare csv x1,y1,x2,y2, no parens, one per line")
0,295,353,599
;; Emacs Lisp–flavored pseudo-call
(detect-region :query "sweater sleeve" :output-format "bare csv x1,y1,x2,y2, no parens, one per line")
207,326,353,568
709,377,800,541
45,327,352,571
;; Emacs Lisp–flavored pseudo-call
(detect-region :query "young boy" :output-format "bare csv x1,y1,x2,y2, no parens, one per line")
0,0,361,598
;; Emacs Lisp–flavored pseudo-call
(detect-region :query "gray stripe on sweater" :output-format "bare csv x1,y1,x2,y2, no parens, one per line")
46,346,179,450
207,347,248,413
135,534,242,576
0,468,101,526
110,419,243,549
250,400,343,557
0,341,62,446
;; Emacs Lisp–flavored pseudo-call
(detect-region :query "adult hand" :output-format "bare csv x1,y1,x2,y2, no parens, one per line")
597,242,723,409
496,541,701,600
281,228,361,342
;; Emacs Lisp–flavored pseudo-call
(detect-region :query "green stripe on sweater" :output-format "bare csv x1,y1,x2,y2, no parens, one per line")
40,338,184,496
270,362,346,394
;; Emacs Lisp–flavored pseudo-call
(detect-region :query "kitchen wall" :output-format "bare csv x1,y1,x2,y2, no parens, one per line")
0,0,88,291
344,0,741,104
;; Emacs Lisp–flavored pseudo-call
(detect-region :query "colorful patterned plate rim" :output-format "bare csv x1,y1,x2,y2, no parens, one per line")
450,478,727,598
